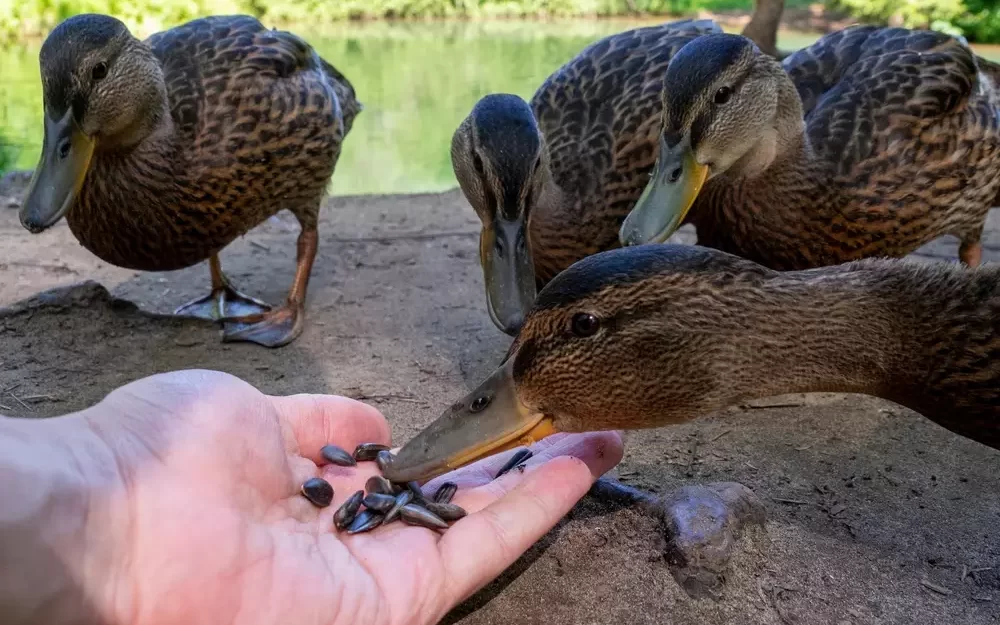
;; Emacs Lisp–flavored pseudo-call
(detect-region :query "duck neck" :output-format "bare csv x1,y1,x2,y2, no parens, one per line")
692,76,845,269
529,160,584,283
701,261,999,446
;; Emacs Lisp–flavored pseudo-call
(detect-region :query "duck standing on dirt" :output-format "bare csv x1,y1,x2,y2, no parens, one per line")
19,14,361,347
619,27,1000,272
385,244,999,588
451,8,785,336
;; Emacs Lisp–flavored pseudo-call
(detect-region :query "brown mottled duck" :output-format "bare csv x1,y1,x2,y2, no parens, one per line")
387,244,999,484
619,27,1000,273
451,12,785,336
19,14,360,347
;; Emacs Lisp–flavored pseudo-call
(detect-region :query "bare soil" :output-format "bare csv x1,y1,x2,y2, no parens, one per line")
1,174,999,625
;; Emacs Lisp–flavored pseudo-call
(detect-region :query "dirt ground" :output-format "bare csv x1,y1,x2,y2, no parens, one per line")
2,172,999,624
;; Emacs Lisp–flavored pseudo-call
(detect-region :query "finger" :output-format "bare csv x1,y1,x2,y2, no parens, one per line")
436,455,596,608
423,431,623,502
270,394,391,464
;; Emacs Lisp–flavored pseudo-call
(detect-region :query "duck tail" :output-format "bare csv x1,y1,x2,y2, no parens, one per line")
320,57,363,135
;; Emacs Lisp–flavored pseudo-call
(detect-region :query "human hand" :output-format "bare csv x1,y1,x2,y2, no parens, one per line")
1,370,622,625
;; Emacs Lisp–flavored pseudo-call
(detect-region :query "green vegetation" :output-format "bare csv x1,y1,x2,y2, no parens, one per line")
827,0,1000,41
0,0,795,45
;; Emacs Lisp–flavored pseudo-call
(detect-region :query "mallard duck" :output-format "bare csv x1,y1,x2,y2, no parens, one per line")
451,11,785,336
18,14,360,347
385,243,999,483
619,27,1000,272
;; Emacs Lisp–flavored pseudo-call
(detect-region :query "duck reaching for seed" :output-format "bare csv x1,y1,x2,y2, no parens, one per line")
452,8,785,335
385,243,999,483
386,243,998,593
19,14,360,347
619,27,1000,271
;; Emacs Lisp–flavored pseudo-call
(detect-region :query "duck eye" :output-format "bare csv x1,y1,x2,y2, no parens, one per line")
469,394,492,413
570,313,600,338
714,86,732,104
473,152,485,176
92,62,108,81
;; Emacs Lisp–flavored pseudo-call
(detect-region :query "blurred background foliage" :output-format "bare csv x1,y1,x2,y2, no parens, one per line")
3,0,1000,44
3,0,1000,183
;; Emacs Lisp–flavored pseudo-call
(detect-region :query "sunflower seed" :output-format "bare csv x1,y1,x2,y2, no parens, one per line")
354,443,391,462
301,477,334,507
433,482,458,504
376,450,395,472
406,480,427,503
347,509,384,534
383,489,414,524
495,449,533,478
424,501,467,522
366,475,394,495
362,492,396,513
321,444,357,467
334,490,364,529
400,503,449,529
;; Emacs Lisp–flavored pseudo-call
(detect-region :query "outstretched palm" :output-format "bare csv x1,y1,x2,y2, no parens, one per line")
79,370,622,625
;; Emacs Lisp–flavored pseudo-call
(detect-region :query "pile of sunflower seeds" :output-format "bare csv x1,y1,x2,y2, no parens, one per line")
298,442,471,534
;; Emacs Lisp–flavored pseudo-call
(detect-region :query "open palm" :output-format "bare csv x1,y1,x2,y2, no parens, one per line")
78,370,622,625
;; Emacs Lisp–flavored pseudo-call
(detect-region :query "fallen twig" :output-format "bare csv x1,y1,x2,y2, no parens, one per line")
773,498,812,506
709,429,731,443
920,579,953,596
352,393,422,404
740,401,807,410
7,393,30,411
20,394,58,402
249,240,271,252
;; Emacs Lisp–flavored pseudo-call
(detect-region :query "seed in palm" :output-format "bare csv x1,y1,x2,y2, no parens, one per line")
334,490,364,530
301,477,334,507
400,504,449,530
495,449,533,478
321,444,357,467
354,443,390,462
433,482,457,504
347,509,384,534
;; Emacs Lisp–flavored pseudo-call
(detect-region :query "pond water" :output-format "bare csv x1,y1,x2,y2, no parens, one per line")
3,20,1000,195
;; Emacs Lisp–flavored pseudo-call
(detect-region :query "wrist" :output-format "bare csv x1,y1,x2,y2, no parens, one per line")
0,411,132,625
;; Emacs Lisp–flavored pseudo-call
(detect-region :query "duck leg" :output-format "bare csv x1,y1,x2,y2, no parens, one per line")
587,478,765,598
174,255,273,320
960,239,982,268
220,227,317,348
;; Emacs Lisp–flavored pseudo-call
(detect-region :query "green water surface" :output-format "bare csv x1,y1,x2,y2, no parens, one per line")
2,20,999,194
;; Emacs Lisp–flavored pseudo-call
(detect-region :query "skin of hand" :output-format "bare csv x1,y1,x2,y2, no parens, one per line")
0,369,623,625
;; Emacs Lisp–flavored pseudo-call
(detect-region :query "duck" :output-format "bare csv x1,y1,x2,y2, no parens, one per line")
385,243,999,484
619,27,1000,274
18,13,361,347
451,9,786,336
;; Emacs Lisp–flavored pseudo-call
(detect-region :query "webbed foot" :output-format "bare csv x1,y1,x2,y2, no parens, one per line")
588,478,765,597
174,283,272,321
221,302,304,348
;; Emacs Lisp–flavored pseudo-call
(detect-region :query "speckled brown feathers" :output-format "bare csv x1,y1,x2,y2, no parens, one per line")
509,245,1000,449
679,26,1000,270
527,19,722,282
63,15,359,270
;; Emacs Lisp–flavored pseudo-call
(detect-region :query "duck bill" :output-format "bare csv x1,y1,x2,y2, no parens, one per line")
481,217,537,336
20,112,95,233
384,358,558,483
619,136,708,246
